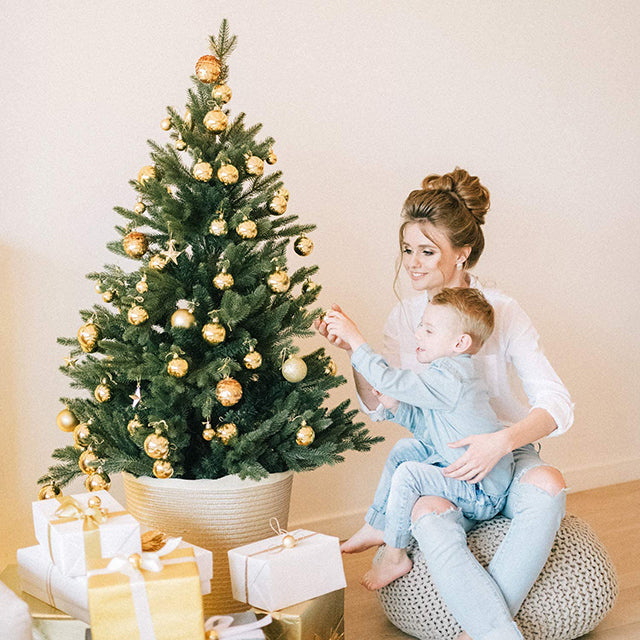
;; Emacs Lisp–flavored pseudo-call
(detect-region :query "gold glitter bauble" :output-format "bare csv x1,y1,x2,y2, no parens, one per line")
149,254,168,271
275,188,290,201
243,348,262,370
212,83,232,103
217,164,239,185
127,415,144,436
85,470,111,492
183,108,193,129
245,155,264,176
133,200,146,214
213,268,234,290
38,484,62,500
95,283,103,294
171,308,196,329
160,118,171,131
296,425,316,446
209,215,228,236
325,358,338,376
193,161,213,182
236,218,257,239
144,433,170,459
167,354,189,378
136,278,148,294
102,290,114,303
202,427,216,441
138,165,156,183
282,356,307,383
203,109,228,133
73,422,91,448
79,449,99,474
153,459,174,479
175,137,187,151
216,422,238,445
123,231,149,259
301,279,319,294
266,148,277,164
267,269,290,293
77,322,99,353
269,195,287,215
57,408,79,432
195,55,221,83
294,234,314,256
216,378,243,407
128,305,149,325
94,382,112,403
202,321,226,344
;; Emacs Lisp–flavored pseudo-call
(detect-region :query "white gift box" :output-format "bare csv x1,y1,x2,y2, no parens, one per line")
177,540,213,595
227,528,346,611
32,491,141,577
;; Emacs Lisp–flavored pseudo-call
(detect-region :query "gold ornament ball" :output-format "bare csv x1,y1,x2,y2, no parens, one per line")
275,188,290,201
301,279,319,294
209,216,228,236
85,470,111,492
133,200,146,214
325,358,338,376
160,117,172,131
216,378,243,407
212,83,232,103
175,137,187,151
294,235,314,256
203,109,228,133
296,425,316,446
183,108,193,129
236,219,258,239
87,495,102,509
282,533,297,548
266,148,277,164
73,422,91,448
217,164,239,185
282,356,307,383
205,630,220,640
202,321,226,344
243,348,262,370
138,165,156,183
202,427,216,441
171,308,196,329
195,54,221,83
123,231,149,259
127,415,144,436
267,269,290,293
193,161,213,182
38,484,62,501
128,305,149,326
245,155,264,176
56,408,79,432
149,254,168,271
94,383,111,403
153,459,174,479
167,355,189,378
94,283,103,294
102,290,114,303
269,195,288,215
213,268,234,290
216,422,238,445
144,433,170,459
79,449,99,474
77,322,99,353
136,278,148,294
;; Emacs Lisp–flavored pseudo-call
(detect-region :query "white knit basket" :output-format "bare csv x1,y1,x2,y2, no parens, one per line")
122,471,294,616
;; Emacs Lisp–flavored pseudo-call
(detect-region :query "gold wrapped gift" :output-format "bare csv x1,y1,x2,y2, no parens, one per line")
87,546,204,640
252,589,344,640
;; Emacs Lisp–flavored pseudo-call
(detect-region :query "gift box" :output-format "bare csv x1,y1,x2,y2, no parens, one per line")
253,589,344,640
87,545,204,640
204,611,269,639
32,491,141,577
228,528,346,611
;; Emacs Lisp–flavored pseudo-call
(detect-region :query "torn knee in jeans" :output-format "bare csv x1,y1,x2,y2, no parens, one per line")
518,465,567,497
411,496,458,522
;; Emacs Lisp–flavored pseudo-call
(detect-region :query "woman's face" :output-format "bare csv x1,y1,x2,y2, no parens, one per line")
401,221,466,293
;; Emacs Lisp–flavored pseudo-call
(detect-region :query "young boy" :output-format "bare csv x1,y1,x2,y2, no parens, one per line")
324,287,514,590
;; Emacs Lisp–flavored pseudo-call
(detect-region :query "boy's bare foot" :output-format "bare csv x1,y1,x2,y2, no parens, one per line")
360,548,413,590
340,523,384,553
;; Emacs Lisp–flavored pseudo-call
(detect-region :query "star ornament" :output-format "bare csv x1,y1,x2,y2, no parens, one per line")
63,355,78,368
161,239,182,265
130,383,142,408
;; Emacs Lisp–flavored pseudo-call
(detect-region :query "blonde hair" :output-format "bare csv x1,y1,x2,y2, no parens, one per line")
431,287,494,351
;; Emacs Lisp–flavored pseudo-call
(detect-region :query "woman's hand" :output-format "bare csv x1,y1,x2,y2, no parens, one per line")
314,304,352,351
372,389,400,412
443,430,511,483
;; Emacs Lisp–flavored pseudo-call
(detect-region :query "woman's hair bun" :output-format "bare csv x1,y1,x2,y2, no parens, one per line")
421,167,490,225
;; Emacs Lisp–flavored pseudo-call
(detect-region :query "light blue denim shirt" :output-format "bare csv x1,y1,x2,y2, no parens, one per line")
351,343,514,497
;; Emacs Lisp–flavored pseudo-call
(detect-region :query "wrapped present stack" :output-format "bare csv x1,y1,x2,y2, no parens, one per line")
15,490,213,640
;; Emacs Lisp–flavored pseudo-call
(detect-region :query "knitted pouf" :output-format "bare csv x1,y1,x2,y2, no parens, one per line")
377,514,618,640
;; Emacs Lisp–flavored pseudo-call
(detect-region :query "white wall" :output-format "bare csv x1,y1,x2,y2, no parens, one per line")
1,1,638,564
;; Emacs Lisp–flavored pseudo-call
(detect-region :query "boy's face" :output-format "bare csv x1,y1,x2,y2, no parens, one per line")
414,304,464,364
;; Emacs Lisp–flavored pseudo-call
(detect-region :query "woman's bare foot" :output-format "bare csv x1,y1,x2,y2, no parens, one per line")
340,523,384,553
361,547,413,590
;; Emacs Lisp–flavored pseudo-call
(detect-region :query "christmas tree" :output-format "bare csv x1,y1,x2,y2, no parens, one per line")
39,21,381,497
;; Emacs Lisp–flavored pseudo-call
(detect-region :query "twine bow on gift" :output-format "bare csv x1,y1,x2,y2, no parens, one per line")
53,496,108,527
204,614,273,640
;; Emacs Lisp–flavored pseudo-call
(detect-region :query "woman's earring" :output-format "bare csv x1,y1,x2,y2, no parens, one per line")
456,261,464,270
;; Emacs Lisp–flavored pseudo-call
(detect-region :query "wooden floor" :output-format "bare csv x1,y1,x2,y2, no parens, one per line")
343,480,640,639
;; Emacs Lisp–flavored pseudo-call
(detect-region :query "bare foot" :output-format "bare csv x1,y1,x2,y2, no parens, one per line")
340,523,384,554
360,548,413,590
457,633,472,640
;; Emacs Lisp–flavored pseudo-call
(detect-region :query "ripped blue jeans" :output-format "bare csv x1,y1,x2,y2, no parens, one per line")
366,439,566,640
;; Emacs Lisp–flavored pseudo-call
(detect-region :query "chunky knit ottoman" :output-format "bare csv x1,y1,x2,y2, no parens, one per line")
377,514,618,640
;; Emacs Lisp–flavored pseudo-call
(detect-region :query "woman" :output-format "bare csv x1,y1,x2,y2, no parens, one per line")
317,168,573,640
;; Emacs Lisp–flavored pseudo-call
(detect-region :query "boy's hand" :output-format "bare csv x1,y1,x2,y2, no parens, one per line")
372,389,400,412
324,308,366,352
314,304,352,352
